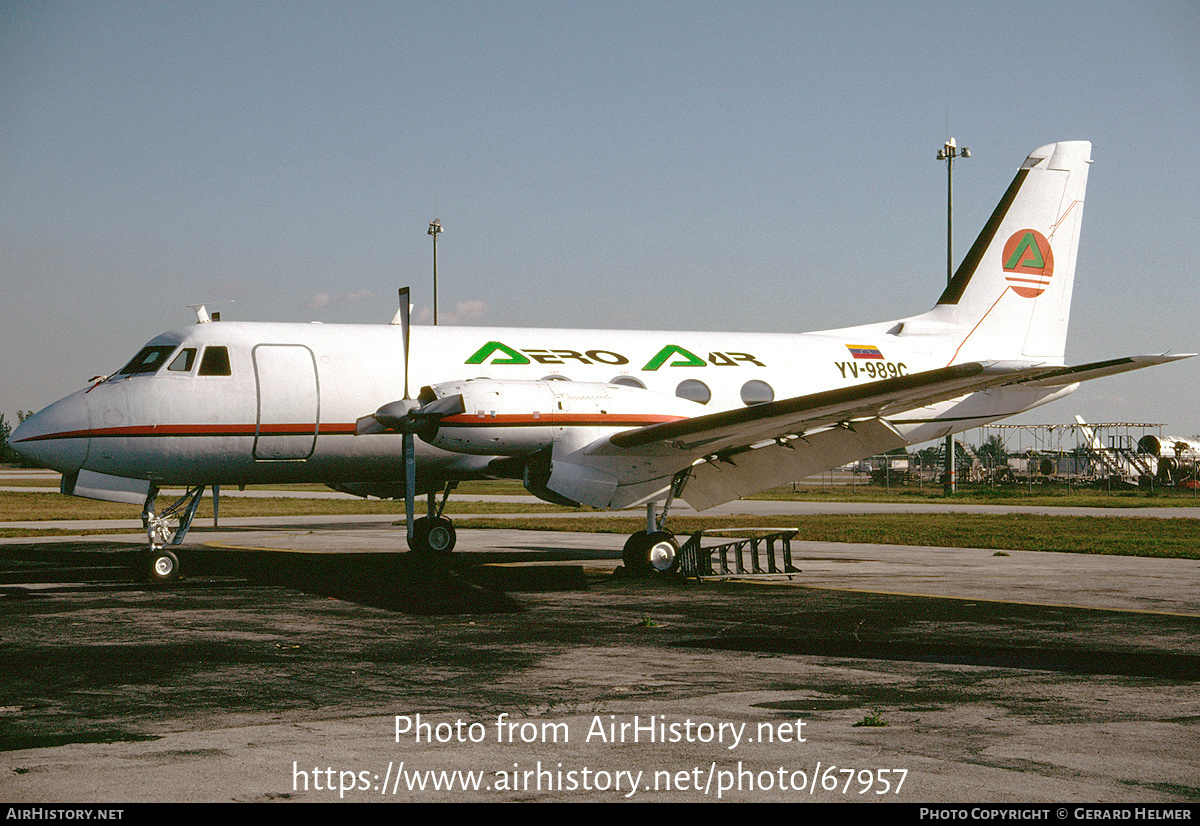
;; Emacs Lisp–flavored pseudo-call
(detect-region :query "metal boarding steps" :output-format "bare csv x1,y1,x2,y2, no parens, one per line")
1087,439,1155,481
678,529,801,579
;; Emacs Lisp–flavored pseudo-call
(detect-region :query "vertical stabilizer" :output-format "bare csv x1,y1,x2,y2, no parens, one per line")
933,141,1091,363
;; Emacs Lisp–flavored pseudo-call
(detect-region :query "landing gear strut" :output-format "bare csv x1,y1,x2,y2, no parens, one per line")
141,484,205,582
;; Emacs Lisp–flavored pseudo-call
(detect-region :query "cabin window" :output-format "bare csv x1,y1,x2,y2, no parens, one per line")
740,380,775,406
117,345,177,376
610,376,646,389
675,379,711,405
198,346,231,376
168,348,197,372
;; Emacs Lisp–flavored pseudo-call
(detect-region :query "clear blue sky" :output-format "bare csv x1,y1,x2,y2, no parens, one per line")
3,1,1198,435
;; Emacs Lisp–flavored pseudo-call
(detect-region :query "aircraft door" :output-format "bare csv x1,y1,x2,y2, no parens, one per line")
252,344,319,460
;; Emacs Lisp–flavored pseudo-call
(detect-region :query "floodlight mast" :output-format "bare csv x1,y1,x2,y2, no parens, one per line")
936,137,970,495
428,219,443,325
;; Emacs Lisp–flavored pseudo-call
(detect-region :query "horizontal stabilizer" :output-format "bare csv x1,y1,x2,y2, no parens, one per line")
1018,354,1196,387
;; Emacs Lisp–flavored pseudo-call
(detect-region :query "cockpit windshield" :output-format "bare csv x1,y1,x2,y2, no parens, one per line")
117,345,178,376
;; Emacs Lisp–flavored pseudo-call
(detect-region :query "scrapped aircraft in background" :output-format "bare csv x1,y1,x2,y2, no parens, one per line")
1137,434,1200,463
1137,432,1200,482
13,141,1193,581
1074,416,1200,484
1073,415,1154,482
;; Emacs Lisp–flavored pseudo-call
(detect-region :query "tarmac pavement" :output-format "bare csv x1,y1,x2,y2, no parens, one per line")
0,513,1197,804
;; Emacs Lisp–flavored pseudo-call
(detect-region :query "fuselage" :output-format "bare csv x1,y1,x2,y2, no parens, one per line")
14,316,1074,490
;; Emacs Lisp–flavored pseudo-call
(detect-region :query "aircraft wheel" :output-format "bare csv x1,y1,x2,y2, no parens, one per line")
408,516,456,555
622,531,649,570
149,549,180,582
622,530,679,576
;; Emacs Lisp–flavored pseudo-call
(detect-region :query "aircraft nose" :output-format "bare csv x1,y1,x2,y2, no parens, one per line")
11,390,91,473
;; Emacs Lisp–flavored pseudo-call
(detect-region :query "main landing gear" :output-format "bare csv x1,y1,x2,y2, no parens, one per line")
621,472,689,577
406,483,458,555
622,526,681,576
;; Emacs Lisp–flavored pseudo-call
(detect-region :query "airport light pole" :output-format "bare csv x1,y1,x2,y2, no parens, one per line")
937,137,969,495
428,219,443,325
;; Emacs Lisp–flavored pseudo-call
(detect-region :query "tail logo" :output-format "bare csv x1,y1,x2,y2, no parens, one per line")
1002,229,1055,298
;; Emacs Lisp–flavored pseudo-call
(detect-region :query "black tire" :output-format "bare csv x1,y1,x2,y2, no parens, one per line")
408,516,456,555
149,549,180,582
622,531,650,571
622,530,679,576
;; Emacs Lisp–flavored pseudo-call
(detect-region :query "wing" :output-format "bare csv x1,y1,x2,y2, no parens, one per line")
605,363,991,455
587,354,1193,510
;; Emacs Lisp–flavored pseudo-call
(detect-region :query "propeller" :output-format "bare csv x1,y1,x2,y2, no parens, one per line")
372,393,465,438
398,287,416,540
354,288,465,541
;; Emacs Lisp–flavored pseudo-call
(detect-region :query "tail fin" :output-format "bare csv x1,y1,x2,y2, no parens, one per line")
930,141,1091,363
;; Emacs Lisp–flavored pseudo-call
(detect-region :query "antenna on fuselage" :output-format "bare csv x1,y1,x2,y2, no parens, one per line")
398,287,411,400
188,301,234,324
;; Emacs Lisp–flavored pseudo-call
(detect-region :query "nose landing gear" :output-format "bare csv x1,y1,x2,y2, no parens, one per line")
140,484,206,582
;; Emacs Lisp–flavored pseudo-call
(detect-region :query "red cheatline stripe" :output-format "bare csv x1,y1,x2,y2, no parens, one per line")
438,413,684,428
18,414,686,441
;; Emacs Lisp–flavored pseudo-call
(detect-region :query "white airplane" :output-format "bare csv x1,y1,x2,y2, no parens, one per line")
13,141,1193,581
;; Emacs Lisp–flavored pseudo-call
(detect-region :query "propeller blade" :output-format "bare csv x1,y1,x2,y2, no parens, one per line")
417,393,465,419
372,398,420,431
404,431,416,540
399,286,411,400
355,414,386,436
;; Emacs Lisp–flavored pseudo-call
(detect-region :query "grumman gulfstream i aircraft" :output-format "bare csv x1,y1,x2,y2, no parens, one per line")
13,141,1192,581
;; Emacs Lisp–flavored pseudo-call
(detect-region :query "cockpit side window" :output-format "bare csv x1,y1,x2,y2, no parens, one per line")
168,348,197,372
117,345,177,376
198,346,231,376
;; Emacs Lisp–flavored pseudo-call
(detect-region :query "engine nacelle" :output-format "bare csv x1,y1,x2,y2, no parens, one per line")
1139,434,1165,456
420,378,703,457
521,446,619,508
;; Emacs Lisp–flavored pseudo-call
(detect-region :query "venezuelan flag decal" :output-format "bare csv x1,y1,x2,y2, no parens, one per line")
846,345,884,360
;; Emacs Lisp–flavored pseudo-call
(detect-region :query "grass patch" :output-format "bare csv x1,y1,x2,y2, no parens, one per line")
853,710,888,728
453,513,1200,559
751,483,1200,508
5,485,1200,559
0,490,569,525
